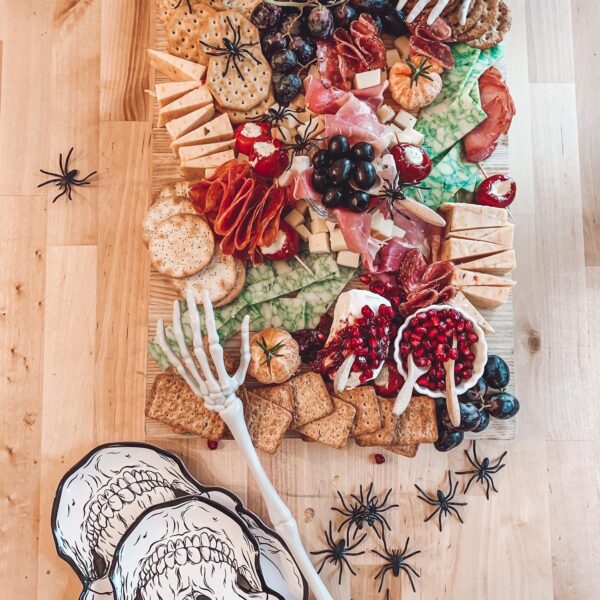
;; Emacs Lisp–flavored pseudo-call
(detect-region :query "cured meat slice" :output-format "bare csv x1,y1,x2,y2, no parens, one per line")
399,288,439,316
407,14,453,41
333,29,369,77
463,67,515,162
317,41,348,90
349,14,386,69
398,249,428,294
409,36,455,69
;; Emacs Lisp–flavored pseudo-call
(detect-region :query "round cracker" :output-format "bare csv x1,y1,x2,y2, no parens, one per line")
143,194,197,245
455,0,498,42
166,1,217,64
170,248,238,304
149,213,215,278
214,259,246,307
448,0,485,33
222,92,275,125
467,0,511,49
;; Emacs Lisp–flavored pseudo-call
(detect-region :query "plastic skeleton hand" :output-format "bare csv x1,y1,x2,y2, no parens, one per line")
397,0,473,25
156,288,250,413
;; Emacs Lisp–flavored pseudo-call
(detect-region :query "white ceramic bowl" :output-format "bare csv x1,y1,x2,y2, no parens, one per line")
393,304,488,398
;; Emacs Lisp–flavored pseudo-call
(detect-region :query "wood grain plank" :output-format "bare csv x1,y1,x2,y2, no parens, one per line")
100,0,152,121
94,121,151,442
36,245,97,599
0,197,47,598
45,0,101,246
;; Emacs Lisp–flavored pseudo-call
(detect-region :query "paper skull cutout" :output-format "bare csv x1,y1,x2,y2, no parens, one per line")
110,496,283,600
51,443,307,600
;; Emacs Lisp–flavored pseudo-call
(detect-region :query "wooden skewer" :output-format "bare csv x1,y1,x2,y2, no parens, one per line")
445,336,461,427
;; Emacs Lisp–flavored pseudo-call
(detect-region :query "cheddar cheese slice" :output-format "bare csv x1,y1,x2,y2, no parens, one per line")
447,224,514,247
439,202,509,231
441,238,509,262
154,81,201,108
459,249,517,275
451,267,516,288
170,114,234,154
147,49,206,82
166,104,215,141
178,139,235,162
158,86,213,127
461,286,512,310
448,291,495,335
180,150,236,176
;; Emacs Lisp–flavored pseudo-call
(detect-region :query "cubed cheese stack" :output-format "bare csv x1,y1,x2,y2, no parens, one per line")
284,201,361,268
439,203,516,315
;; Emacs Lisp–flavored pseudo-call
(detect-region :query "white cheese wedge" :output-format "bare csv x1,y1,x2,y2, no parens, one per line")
147,49,206,82
310,218,329,235
284,209,305,228
393,109,417,130
180,150,235,176
178,139,235,163
308,232,331,254
295,224,311,241
204,167,217,178
295,200,309,215
376,104,396,124
388,123,404,145
439,202,509,231
330,228,348,252
336,251,360,268
326,220,337,234
273,260,293,276
386,49,401,69
441,239,509,262
447,224,515,247
451,267,516,288
458,249,517,275
462,286,512,309
170,114,233,154
449,291,495,335
395,127,424,147
392,225,406,238
394,36,410,59
353,69,382,90
158,86,213,127
308,207,321,222
371,212,395,241
166,104,215,141
155,81,201,108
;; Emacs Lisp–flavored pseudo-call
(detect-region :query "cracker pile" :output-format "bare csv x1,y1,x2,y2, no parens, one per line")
143,182,245,305
148,369,439,457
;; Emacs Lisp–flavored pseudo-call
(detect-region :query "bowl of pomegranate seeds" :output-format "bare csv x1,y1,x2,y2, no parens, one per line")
393,304,488,398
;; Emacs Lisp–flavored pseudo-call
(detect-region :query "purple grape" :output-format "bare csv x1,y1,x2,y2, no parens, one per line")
261,30,288,59
307,6,334,39
251,2,282,30
290,36,315,64
333,3,357,27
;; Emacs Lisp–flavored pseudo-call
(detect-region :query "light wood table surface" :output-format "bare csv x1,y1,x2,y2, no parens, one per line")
1,1,598,598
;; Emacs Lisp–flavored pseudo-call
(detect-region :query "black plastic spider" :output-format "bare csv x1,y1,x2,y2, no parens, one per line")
199,16,260,81
372,533,421,594
414,471,467,532
456,441,507,500
333,482,399,541
310,520,366,585
38,148,97,203
172,0,192,11
285,115,326,164
371,172,428,219
252,105,304,138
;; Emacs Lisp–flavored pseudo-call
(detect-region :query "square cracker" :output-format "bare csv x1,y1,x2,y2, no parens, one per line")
254,384,295,414
392,396,438,446
244,391,292,454
298,398,356,449
354,397,396,447
166,2,217,63
389,444,419,458
334,386,382,437
147,374,226,440
288,372,334,428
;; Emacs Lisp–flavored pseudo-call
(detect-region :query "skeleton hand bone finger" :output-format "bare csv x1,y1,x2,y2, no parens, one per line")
398,0,472,25
234,314,251,387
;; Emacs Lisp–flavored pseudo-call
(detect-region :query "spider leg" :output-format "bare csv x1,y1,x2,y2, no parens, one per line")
326,521,335,547
414,484,436,504
462,474,477,494
336,490,353,514
341,555,358,577
447,478,459,502
402,550,421,562
315,556,329,574
446,471,455,498
52,186,69,203
416,493,438,506
67,185,74,202
37,178,64,188
400,565,418,593
401,537,410,556
484,476,491,500
373,564,387,581
437,508,444,532
71,171,97,185
372,549,390,562
473,440,480,465
464,448,480,470
376,565,392,593
346,532,367,551
487,462,506,475
488,473,500,494
310,549,332,556
489,452,508,470
447,505,465,523
64,147,74,174
39,169,63,178
423,506,441,523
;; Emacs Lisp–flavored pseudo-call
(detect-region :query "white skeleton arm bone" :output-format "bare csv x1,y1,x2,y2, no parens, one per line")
396,0,473,25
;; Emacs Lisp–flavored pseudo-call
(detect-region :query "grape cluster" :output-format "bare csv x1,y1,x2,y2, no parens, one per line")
251,0,409,104
434,355,520,452
311,135,378,213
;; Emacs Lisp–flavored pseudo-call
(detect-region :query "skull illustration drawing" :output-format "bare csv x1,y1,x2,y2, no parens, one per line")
52,443,308,600
110,496,283,600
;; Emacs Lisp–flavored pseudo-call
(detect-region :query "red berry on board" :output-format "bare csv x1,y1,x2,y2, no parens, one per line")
207,440,219,450
374,453,386,465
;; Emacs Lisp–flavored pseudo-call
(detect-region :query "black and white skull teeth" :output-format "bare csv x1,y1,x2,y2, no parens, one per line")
85,468,185,549
137,532,238,590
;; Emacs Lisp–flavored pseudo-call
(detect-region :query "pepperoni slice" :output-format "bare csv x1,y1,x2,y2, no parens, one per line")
317,41,349,90
398,249,428,294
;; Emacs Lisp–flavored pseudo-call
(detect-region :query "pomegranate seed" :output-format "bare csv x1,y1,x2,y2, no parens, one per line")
402,330,410,341
400,342,410,354
362,305,374,318
414,357,430,368
417,312,428,321
462,368,473,379
456,321,465,332
417,375,428,386
427,381,438,391
207,440,219,450
467,332,479,344
360,274,371,284
370,281,385,295
351,363,361,372
374,453,386,464
448,348,459,360
359,374,368,384
464,320,474,331
349,326,360,338
414,347,425,358
428,328,439,340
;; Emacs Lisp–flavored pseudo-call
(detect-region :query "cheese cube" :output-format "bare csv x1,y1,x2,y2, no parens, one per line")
396,127,424,147
380,69,388,83
386,49,401,69
394,36,410,59
326,220,337,233
294,200,309,215
204,167,217,178
393,109,417,131
377,104,396,124
371,212,394,241
308,206,321,222
353,69,381,90
309,232,331,254
330,228,348,252
392,225,406,238
284,209,305,228
295,224,311,241
310,218,329,235
388,123,404,146
337,251,360,268
273,260,293,276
